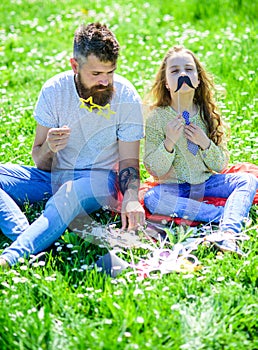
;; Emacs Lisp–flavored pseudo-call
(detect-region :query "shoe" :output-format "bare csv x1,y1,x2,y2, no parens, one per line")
145,221,168,240
204,230,246,257
95,250,129,278
213,239,244,257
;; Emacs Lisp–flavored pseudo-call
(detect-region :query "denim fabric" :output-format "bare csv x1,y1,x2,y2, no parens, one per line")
0,164,117,265
0,164,53,240
144,173,258,232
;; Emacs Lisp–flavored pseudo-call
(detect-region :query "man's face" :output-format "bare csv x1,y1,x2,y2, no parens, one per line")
70,54,117,106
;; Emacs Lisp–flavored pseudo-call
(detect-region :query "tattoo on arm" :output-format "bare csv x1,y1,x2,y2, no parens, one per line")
118,167,140,195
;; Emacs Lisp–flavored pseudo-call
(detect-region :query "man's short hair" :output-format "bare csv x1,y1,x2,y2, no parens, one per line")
73,22,120,65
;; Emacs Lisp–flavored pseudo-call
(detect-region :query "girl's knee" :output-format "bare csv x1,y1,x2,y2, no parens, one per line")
144,189,157,213
250,173,258,190
237,173,258,194
249,174,258,194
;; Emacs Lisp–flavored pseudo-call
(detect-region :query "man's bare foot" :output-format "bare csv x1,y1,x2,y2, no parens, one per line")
0,258,10,270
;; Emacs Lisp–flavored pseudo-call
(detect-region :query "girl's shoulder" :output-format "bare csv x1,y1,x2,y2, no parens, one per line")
146,106,173,120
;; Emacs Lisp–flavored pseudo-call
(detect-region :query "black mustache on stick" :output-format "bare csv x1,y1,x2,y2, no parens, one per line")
174,76,195,92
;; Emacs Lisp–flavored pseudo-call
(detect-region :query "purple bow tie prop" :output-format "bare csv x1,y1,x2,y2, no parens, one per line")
182,110,199,156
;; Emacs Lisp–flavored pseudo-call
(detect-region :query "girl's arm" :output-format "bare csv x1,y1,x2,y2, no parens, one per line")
144,112,176,178
185,122,229,173
199,138,229,173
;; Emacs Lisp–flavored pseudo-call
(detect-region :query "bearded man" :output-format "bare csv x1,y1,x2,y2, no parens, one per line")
0,22,145,268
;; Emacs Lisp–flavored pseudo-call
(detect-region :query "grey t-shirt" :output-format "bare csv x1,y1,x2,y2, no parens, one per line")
34,71,144,171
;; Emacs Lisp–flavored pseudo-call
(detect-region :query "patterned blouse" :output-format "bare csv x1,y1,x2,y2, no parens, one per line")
144,106,229,184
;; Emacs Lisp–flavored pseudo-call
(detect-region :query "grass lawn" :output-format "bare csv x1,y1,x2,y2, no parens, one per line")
0,0,257,349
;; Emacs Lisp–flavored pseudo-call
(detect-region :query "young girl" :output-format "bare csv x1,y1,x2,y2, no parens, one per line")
143,46,257,256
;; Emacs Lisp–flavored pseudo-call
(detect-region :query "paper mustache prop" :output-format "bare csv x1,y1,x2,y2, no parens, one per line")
174,76,195,92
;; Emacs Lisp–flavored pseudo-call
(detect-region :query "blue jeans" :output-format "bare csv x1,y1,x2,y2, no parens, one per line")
0,164,117,266
144,173,258,232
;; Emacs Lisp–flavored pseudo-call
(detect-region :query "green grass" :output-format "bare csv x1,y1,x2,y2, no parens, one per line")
0,0,257,349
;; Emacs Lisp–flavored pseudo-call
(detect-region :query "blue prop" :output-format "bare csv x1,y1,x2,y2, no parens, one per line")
182,110,199,156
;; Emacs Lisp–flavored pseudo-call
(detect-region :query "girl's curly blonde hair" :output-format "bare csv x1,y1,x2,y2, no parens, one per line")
149,46,225,145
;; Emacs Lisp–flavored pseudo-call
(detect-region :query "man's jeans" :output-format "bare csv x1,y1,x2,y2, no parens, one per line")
0,164,117,266
144,173,258,232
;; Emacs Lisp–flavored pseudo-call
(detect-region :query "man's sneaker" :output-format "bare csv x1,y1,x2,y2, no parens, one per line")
96,250,129,278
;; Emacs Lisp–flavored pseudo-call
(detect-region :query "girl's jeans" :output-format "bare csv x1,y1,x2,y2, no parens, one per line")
0,164,117,266
144,173,258,232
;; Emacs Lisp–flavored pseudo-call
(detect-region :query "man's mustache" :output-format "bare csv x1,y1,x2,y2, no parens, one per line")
174,76,195,92
90,84,114,94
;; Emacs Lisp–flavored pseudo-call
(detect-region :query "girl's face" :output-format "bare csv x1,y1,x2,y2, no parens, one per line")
165,51,199,95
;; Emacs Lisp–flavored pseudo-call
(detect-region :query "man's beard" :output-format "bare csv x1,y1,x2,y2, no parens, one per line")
75,73,114,107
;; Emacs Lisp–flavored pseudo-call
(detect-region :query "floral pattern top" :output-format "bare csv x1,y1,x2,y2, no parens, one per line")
144,106,229,184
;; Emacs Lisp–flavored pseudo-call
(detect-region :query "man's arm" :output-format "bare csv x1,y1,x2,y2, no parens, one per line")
32,124,54,171
118,140,145,230
32,124,71,171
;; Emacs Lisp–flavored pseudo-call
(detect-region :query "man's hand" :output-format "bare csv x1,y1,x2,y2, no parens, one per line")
32,124,71,171
118,140,145,230
46,125,71,153
121,190,145,231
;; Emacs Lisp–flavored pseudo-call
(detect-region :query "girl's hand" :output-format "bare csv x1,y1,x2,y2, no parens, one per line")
165,115,184,149
184,124,210,150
